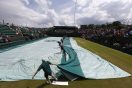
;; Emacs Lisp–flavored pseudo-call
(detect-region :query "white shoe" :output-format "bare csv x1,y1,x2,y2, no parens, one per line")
46,81,49,84
46,80,51,84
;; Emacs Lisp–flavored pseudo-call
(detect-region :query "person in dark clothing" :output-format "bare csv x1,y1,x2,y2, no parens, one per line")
61,39,63,44
57,41,67,61
32,60,57,84
61,36,66,44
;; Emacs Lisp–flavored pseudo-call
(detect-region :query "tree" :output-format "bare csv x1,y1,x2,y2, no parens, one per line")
112,21,121,27
112,21,123,29
88,24,95,29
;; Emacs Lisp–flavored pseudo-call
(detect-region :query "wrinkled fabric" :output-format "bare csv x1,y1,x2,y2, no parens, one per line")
0,37,62,81
58,37,131,79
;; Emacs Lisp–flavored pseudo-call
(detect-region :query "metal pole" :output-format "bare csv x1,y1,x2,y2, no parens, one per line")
74,0,77,26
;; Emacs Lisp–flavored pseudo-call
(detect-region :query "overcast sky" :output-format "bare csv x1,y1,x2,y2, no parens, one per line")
0,0,132,27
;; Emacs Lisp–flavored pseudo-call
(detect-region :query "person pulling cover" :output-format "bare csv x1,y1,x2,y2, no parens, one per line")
32,60,57,84
57,41,67,61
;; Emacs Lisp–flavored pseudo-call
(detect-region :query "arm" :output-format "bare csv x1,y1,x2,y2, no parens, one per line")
32,70,39,79
48,61,57,66
32,65,42,79
51,63,57,65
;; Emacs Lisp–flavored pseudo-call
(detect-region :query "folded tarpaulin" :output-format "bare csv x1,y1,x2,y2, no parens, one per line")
57,37,131,80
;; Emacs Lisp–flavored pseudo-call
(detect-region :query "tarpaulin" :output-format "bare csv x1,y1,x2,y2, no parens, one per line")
58,37,131,80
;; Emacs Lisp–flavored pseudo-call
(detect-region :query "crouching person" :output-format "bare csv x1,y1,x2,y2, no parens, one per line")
32,60,57,84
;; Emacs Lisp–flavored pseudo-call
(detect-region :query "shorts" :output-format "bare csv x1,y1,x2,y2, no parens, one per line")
45,72,52,79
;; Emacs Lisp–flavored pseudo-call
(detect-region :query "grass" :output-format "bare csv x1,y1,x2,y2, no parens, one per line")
0,37,132,88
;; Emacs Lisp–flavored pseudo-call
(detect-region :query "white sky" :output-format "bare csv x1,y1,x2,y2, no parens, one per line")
0,0,132,27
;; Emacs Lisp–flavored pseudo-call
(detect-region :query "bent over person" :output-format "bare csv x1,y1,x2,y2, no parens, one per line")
32,60,57,84
57,41,67,61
